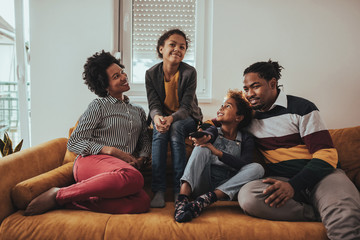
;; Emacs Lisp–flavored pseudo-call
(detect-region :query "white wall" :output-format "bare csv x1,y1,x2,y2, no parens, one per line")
30,0,115,145
205,0,360,129
30,0,360,146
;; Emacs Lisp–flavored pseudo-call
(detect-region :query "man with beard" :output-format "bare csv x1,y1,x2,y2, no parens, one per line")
238,60,360,240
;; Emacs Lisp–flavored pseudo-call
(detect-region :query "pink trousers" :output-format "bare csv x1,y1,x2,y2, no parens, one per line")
56,154,150,214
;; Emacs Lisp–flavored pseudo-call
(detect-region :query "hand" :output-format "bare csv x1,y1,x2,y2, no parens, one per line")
122,153,137,165
161,116,173,131
154,115,168,133
130,157,146,170
262,178,294,208
100,146,136,164
190,130,212,146
199,142,213,150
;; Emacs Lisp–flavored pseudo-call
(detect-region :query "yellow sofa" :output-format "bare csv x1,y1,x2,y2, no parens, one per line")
0,126,359,240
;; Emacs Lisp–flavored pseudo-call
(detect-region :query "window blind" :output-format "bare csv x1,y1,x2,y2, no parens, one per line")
132,0,196,60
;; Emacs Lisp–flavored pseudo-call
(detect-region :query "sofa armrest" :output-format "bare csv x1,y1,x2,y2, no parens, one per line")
12,162,75,210
329,126,360,190
0,138,68,223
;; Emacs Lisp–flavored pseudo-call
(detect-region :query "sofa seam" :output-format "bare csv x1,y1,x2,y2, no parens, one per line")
102,214,112,240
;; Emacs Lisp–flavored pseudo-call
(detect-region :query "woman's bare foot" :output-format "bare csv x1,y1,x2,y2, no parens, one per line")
24,187,60,216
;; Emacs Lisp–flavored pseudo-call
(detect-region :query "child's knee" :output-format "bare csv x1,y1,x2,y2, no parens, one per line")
249,163,265,178
192,146,212,157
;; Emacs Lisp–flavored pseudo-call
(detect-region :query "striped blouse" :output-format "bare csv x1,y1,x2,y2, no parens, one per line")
67,95,151,158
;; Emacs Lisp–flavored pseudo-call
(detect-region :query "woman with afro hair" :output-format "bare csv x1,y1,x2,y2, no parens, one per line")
25,50,151,215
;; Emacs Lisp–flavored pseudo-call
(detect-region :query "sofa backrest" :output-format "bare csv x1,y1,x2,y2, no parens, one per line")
66,122,360,191
329,126,360,190
251,126,360,190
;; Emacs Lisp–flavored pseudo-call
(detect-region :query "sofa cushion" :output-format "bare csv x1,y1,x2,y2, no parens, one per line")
0,210,110,240
62,121,79,164
329,126,360,190
63,149,77,164
11,162,75,210
0,202,328,240
106,202,327,239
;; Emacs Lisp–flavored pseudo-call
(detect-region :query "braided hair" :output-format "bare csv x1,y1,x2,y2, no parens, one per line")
243,59,284,88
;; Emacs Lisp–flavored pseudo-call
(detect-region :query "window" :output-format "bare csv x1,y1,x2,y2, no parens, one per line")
0,0,31,148
117,0,213,102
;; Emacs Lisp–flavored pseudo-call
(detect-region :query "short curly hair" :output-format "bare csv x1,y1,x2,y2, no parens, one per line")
82,50,124,97
225,89,253,130
156,29,189,58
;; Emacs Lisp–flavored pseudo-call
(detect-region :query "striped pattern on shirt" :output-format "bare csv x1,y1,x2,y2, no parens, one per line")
67,95,151,158
247,93,338,192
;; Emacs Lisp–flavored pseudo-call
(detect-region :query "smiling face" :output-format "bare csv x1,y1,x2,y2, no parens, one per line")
159,34,187,65
106,63,129,99
216,97,243,124
243,72,278,111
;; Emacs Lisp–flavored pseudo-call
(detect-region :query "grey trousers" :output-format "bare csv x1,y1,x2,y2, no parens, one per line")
181,146,264,200
238,169,360,240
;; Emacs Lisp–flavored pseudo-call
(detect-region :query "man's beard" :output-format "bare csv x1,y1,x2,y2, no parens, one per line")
251,103,265,111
